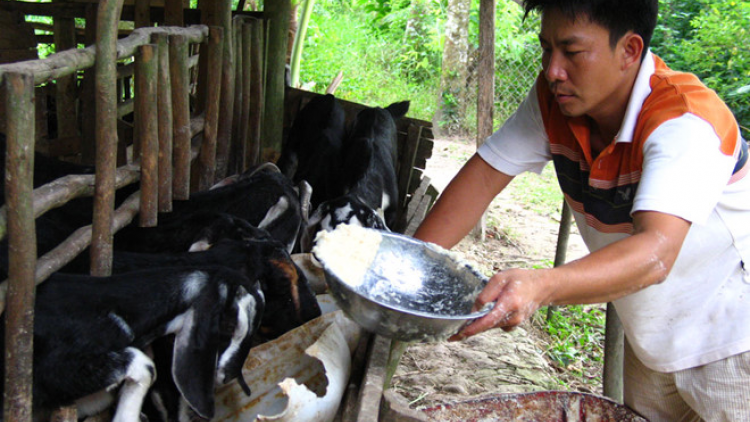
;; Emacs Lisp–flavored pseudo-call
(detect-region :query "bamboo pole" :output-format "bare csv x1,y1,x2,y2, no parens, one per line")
231,16,244,176
262,0,290,162
246,18,264,168
195,26,223,191
153,33,174,213
90,0,125,276
214,0,234,180
135,44,159,227
169,34,192,200
236,21,252,172
3,71,37,422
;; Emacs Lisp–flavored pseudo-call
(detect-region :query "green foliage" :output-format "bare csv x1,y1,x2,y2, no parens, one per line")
506,163,563,219
299,0,439,120
537,305,606,385
652,0,750,138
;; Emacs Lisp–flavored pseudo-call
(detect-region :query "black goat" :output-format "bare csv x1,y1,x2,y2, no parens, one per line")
156,164,303,253
0,266,264,422
277,94,347,210
302,101,409,249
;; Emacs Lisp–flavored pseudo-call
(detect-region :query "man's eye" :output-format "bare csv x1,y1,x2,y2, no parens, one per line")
566,51,582,56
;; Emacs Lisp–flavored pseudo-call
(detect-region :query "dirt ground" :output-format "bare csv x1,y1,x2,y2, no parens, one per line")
389,137,595,410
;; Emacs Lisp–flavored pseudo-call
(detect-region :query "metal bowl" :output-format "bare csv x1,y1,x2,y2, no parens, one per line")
314,229,490,343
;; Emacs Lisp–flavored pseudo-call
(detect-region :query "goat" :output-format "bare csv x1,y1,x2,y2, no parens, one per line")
301,101,409,251
158,163,303,253
277,94,347,210
64,236,321,340
0,265,264,422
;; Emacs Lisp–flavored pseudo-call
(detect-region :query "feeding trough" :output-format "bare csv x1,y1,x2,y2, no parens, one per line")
421,391,648,421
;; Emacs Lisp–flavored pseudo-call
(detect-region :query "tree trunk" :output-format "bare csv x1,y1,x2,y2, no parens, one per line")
435,0,470,137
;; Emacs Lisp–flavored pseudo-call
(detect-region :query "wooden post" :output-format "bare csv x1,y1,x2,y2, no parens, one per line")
170,34,192,200
214,0,234,180
195,26,223,191
235,21,252,172
135,44,159,226
52,9,79,141
80,3,98,165
547,200,572,321
262,0,290,162
153,33,173,213
90,0,126,277
164,0,184,26
135,0,151,28
472,0,495,241
603,304,624,402
3,71,37,422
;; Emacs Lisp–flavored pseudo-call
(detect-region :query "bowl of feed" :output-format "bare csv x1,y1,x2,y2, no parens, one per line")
312,224,491,342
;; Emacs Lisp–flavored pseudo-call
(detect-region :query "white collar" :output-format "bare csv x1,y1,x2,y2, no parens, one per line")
615,50,655,144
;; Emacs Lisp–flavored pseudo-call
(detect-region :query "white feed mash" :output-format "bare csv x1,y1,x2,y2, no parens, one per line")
312,224,383,289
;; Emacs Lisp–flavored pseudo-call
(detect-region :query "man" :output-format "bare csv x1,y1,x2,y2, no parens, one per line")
413,0,750,420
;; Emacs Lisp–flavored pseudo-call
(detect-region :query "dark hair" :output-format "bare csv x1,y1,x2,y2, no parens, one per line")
523,0,658,60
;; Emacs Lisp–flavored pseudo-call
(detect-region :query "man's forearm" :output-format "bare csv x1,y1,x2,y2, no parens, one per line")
414,154,513,248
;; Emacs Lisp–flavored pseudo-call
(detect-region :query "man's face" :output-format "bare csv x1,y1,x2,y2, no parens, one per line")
539,8,630,120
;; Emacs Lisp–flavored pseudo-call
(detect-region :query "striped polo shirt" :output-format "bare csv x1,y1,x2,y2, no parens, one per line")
478,51,750,372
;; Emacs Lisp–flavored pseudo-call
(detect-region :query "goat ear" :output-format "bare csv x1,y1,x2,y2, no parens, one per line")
171,306,221,419
386,100,410,120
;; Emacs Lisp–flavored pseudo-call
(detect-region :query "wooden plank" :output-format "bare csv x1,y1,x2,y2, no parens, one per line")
334,332,372,422
352,335,392,422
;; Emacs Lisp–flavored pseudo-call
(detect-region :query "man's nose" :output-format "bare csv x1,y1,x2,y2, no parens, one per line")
544,52,567,83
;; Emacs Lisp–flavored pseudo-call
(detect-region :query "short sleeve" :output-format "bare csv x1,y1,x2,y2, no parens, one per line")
477,82,552,176
633,113,736,224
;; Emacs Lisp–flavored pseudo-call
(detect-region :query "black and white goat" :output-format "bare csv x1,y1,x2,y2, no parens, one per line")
65,235,322,341
0,265,264,422
303,101,409,249
162,163,303,253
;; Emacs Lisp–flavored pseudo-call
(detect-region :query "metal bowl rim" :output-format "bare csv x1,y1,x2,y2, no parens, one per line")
314,229,491,321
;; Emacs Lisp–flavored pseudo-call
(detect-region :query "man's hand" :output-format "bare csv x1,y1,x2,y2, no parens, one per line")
449,268,550,341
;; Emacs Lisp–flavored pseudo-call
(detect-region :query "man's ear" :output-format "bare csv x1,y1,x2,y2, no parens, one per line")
620,32,644,70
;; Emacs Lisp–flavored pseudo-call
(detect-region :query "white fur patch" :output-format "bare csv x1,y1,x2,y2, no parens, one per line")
181,272,207,302
216,288,258,384
258,197,289,229
108,312,134,341
112,348,155,422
